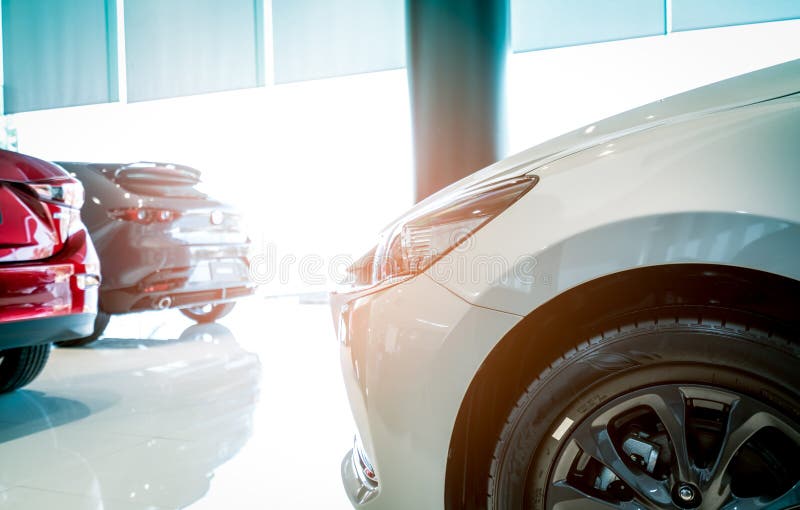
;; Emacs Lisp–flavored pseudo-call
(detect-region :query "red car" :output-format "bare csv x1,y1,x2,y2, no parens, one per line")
0,149,100,392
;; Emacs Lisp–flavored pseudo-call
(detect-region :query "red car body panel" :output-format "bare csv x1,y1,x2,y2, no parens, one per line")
0,229,97,321
0,149,99,346
0,183,59,262
0,149,70,182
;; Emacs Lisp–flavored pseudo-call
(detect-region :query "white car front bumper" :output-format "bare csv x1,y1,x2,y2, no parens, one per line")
331,273,521,509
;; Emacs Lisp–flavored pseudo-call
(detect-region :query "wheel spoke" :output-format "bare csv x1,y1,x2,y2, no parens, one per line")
573,424,672,507
702,395,800,510
705,396,800,489
645,386,695,484
719,480,800,510
763,479,800,510
719,496,764,510
549,480,652,510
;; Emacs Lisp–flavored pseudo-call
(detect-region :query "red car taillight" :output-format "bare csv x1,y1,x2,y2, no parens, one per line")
108,207,179,224
27,178,86,243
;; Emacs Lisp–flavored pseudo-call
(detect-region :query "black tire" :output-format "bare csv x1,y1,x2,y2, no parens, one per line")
180,302,236,324
55,310,111,348
0,344,51,393
488,314,800,510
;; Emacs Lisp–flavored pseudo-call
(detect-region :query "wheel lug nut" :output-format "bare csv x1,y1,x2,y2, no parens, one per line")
678,484,695,502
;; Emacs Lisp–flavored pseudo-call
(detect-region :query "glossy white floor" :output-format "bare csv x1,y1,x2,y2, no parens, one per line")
0,297,355,509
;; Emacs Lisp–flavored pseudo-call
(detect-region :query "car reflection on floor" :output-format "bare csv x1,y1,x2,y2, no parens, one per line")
0,299,354,509
0,322,259,509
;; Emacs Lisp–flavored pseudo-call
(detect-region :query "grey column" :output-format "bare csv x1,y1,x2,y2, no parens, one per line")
406,0,510,202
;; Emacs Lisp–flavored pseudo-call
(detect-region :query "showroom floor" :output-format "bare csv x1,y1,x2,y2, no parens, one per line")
0,297,354,509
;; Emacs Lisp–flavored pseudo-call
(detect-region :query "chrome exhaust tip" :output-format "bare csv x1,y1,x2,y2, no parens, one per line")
154,296,173,310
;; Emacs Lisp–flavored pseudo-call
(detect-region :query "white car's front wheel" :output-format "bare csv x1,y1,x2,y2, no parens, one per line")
488,314,800,509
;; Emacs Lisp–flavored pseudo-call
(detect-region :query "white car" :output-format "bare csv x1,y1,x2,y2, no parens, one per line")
331,60,800,510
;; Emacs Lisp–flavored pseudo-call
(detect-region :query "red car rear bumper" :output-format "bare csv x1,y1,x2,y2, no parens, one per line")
0,229,99,349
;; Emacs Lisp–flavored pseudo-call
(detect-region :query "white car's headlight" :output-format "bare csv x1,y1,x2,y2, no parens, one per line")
345,174,539,291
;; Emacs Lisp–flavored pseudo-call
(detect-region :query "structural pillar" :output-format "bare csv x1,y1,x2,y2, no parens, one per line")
406,0,510,202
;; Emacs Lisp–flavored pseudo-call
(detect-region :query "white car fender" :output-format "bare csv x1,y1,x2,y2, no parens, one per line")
428,97,800,316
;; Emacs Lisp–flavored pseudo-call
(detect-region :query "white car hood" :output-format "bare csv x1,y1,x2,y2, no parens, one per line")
419,58,800,206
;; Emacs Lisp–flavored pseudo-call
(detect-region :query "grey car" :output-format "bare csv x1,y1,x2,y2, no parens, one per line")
57,161,255,345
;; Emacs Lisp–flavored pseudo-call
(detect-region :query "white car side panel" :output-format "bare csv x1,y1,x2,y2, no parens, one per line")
338,274,520,508
428,98,800,315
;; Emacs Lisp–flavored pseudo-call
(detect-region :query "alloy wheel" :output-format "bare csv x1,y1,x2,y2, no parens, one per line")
547,384,800,509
